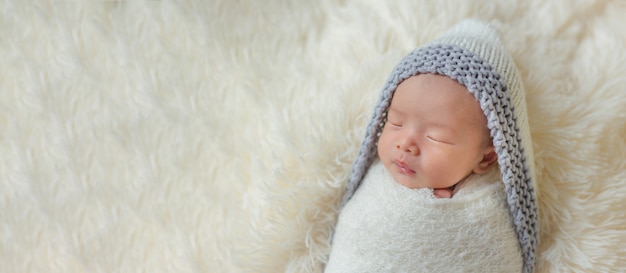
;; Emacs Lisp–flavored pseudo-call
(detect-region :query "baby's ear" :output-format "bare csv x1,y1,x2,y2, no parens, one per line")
473,146,497,174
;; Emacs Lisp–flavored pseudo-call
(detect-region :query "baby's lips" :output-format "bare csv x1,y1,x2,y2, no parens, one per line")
393,159,416,174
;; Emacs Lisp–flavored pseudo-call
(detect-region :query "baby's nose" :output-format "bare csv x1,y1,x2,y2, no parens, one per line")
398,138,419,155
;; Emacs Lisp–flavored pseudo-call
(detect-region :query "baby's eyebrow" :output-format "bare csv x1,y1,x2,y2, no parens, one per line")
386,108,403,116
426,121,458,134
389,110,458,133
427,121,450,128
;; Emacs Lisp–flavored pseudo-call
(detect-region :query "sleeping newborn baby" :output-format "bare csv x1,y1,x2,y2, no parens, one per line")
326,20,539,273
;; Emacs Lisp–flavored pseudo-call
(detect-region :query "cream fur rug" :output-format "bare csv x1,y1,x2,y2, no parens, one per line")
1,1,625,272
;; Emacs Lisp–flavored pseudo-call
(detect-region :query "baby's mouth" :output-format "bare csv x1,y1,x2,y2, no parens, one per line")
393,159,416,175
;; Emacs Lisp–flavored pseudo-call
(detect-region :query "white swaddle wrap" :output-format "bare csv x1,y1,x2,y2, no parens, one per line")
325,161,522,273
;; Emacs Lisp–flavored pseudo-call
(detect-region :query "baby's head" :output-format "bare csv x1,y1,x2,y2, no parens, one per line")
341,19,539,273
377,73,497,191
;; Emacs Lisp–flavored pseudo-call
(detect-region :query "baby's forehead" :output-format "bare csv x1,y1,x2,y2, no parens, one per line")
391,73,484,109
388,77,488,126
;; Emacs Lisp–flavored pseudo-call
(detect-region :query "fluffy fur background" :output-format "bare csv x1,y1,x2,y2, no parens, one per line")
1,0,625,272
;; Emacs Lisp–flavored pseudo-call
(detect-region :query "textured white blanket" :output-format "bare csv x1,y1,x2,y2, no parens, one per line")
326,162,522,273
3,1,625,272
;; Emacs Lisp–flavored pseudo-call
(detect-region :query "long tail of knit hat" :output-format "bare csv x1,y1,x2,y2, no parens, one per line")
339,19,539,273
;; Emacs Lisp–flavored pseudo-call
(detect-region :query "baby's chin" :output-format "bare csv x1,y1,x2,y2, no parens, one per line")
391,175,424,189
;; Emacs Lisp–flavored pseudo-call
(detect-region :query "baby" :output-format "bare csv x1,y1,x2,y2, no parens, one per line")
325,20,539,273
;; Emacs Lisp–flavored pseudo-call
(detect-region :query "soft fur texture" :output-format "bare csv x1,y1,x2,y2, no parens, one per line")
1,1,625,273
326,162,523,273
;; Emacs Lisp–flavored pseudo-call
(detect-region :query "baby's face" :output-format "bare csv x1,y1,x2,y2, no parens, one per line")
377,74,494,190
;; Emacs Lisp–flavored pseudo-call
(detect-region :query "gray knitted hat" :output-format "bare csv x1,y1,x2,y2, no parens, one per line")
339,19,539,273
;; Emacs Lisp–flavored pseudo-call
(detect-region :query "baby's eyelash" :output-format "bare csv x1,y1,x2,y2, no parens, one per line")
427,136,453,145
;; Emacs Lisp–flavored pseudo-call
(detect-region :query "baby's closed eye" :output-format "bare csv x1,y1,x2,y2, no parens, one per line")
427,135,454,145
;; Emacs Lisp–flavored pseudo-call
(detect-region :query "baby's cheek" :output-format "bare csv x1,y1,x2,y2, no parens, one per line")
376,139,384,159
425,160,456,188
377,131,391,157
